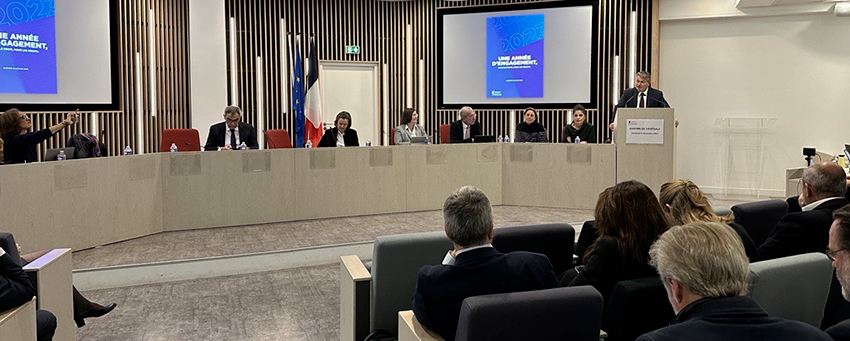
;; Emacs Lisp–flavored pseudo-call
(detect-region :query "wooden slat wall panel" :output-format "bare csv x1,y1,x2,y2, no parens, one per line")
225,0,654,146
18,0,190,158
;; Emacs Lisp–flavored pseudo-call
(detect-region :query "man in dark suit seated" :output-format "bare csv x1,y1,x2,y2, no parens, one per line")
448,106,481,143
637,221,831,341
0,247,57,341
411,186,559,340
826,205,850,340
758,162,848,261
609,71,676,131
203,106,259,151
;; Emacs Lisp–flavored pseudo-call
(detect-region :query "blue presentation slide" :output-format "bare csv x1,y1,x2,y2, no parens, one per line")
486,14,544,99
0,0,57,94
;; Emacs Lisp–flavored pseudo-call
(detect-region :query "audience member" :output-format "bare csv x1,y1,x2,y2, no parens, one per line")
826,205,850,340
0,108,77,164
18,246,116,327
758,162,848,261
449,106,481,143
637,221,832,341
412,186,559,340
609,71,676,131
0,247,57,341
318,111,359,147
203,106,258,151
659,179,758,261
564,104,595,143
393,108,428,145
514,107,548,143
563,180,669,302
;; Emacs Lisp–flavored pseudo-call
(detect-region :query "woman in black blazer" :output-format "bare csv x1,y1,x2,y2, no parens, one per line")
318,111,359,147
659,179,759,261
564,180,670,303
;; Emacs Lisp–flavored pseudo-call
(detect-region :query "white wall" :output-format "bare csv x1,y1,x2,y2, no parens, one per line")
189,0,228,145
660,1,850,196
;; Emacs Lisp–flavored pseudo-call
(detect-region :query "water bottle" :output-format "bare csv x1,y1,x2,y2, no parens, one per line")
57,150,66,161
366,140,372,147
575,136,581,144
124,145,133,155
239,142,247,150
305,140,312,148
497,135,503,143
170,143,178,153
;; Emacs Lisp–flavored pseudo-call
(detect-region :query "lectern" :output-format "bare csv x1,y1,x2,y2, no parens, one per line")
615,108,676,193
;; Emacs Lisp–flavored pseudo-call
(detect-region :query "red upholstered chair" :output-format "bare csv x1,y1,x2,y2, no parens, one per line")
439,124,450,144
160,129,201,152
265,129,293,149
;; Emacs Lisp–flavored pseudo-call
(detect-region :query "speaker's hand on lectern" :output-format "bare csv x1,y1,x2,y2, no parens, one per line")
675,119,679,128
609,123,615,131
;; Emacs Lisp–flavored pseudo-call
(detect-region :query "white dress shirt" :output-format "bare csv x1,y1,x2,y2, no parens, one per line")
336,130,346,147
406,125,418,138
802,197,845,212
441,244,493,266
224,126,241,147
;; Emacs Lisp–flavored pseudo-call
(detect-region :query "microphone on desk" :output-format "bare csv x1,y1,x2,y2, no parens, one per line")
647,96,670,108
612,92,638,123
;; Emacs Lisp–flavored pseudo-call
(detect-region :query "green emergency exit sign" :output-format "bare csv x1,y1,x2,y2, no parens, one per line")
345,45,360,55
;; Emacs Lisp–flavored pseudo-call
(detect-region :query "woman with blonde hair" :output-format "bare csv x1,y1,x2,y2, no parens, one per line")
659,179,758,261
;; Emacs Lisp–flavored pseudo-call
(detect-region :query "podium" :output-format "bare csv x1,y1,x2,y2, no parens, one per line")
615,108,676,193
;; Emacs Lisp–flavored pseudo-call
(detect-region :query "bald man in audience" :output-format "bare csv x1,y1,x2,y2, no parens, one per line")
826,205,850,340
637,221,831,341
411,186,559,340
758,162,849,261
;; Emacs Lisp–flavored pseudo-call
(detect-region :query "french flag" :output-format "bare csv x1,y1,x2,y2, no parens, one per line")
304,35,323,148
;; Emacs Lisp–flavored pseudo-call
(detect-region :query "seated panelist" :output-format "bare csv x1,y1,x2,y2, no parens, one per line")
203,105,258,151
563,104,596,143
0,108,78,164
318,111,359,147
449,106,481,143
394,108,428,145
514,107,548,143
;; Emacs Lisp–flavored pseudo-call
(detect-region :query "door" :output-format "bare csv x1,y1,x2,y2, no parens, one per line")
319,62,380,146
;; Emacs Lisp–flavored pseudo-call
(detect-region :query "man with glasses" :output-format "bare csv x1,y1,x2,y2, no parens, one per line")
203,106,258,151
825,205,850,339
449,106,481,143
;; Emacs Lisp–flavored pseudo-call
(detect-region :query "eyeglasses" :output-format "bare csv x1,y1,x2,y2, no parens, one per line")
19,114,30,121
225,118,240,123
826,248,846,261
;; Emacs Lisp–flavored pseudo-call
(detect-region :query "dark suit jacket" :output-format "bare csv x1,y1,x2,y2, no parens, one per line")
0,252,36,311
317,127,359,147
611,87,669,122
412,247,559,341
569,236,657,304
757,197,849,261
827,319,850,341
203,122,259,151
637,296,832,341
449,120,482,143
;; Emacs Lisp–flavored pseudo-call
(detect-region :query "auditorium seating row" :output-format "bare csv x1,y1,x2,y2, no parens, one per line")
0,232,74,341
340,217,834,341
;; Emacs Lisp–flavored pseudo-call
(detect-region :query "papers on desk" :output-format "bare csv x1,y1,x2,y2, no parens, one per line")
625,119,664,145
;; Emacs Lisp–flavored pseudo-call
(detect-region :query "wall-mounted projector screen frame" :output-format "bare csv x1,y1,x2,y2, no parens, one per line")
0,0,121,112
437,1,598,110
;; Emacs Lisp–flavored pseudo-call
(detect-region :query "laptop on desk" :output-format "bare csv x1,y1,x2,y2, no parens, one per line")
410,136,428,145
472,135,495,143
43,147,75,162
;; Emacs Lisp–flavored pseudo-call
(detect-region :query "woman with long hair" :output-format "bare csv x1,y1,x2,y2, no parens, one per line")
565,180,669,302
659,179,758,261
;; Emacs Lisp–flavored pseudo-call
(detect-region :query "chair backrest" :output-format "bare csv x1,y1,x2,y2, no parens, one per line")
602,276,673,341
265,129,293,149
491,223,575,276
455,286,603,341
370,231,453,335
731,199,788,247
439,124,450,144
160,129,201,152
574,221,598,265
748,252,833,327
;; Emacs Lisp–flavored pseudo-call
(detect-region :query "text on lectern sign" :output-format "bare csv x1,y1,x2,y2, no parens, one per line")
625,119,664,144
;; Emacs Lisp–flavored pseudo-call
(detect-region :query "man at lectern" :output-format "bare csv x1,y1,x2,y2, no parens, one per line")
609,71,676,131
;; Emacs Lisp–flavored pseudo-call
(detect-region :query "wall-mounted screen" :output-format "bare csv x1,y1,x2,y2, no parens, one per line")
438,2,596,109
0,0,118,111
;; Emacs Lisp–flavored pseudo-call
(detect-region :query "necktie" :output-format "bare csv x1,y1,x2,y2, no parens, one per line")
464,125,469,139
639,93,645,108
230,129,237,149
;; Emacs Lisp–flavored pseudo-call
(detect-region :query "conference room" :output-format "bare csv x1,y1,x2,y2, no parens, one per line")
1,0,850,340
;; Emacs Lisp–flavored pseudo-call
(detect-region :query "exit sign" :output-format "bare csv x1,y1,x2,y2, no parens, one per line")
345,45,360,54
